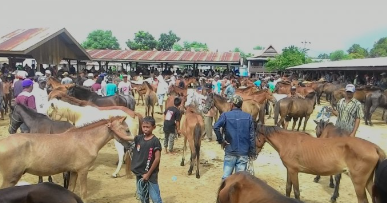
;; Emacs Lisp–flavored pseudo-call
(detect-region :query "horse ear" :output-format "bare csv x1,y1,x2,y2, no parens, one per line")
120,116,127,123
313,119,318,124
51,103,55,108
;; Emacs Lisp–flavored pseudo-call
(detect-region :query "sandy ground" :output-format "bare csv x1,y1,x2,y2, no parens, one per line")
0,95,386,203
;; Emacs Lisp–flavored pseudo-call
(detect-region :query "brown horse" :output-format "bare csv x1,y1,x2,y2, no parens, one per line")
175,77,199,88
168,85,188,97
217,171,303,203
255,124,386,203
132,83,146,105
46,76,75,93
314,120,351,202
274,81,315,97
322,83,346,103
273,92,316,131
180,106,205,178
302,81,326,105
143,81,157,117
0,117,133,202
203,93,260,122
331,87,376,106
165,95,186,113
0,182,83,203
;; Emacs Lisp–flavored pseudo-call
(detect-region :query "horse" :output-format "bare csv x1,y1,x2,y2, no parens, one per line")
331,88,368,107
67,85,136,111
364,89,387,126
165,95,186,114
273,92,316,131
168,85,188,97
203,93,261,123
274,81,315,97
8,104,73,188
143,81,157,117
321,83,345,103
46,76,74,94
131,82,146,105
46,99,140,178
313,119,351,202
302,81,325,105
180,106,205,178
0,182,83,203
0,116,133,202
216,171,303,203
176,77,199,88
255,124,386,203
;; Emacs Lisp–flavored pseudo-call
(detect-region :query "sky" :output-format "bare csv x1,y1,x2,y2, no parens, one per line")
1,0,386,57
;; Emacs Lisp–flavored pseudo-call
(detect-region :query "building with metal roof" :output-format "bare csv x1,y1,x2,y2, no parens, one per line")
0,28,91,66
246,45,279,75
287,57,387,71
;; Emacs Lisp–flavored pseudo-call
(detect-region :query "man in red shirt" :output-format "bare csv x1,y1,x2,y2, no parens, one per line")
15,79,36,133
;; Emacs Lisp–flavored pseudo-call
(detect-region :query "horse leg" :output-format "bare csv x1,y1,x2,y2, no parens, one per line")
188,141,195,175
196,145,201,179
285,171,293,197
292,118,298,131
0,169,22,188
289,171,300,200
151,105,154,118
296,117,303,131
331,173,341,202
63,172,70,189
68,171,78,192
38,176,43,183
77,169,89,202
313,175,321,183
302,115,310,132
180,137,187,166
329,175,335,188
368,102,378,126
48,176,53,182
112,140,125,178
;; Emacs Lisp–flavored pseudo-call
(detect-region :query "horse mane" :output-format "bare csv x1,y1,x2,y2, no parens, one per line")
15,104,47,119
305,91,316,99
144,81,153,90
257,125,311,137
66,116,124,132
51,92,96,107
48,76,61,83
213,93,228,102
325,122,350,137
278,81,291,85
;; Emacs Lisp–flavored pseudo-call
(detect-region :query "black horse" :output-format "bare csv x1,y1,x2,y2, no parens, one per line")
8,104,73,188
67,85,136,110
0,182,83,203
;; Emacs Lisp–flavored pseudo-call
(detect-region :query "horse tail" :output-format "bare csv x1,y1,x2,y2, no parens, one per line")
136,113,144,135
216,180,227,203
376,145,386,163
193,123,201,161
274,100,280,125
258,102,266,124
145,95,151,107
73,193,84,203
125,150,132,179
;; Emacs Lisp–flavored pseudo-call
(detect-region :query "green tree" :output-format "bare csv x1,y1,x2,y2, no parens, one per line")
253,45,264,50
317,53,330,59
265,46,307,71
82,30,120,50
126,31,158,50
233,47,252,59
347,44,368,59
172,43,184,51
330,50,352,61
156,30,180,51
370,37,387,57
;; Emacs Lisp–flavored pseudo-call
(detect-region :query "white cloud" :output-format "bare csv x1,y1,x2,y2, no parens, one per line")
1,0,386,56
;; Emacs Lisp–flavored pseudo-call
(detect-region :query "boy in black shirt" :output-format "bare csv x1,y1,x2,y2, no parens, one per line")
163,97,182,154
131,116,162,203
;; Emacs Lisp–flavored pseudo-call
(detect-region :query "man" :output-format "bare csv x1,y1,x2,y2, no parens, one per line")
288,86,304,98
118,75,132,96
267,78,276,93
137,72,143,82
13,72,25,98
212,75,221,94
213,95,256,180
254,78,262,89
203,83,216,141
372,159,387,203
329,84,363,137
16,79,36,132
32,76,48,115
163,97,182,154
224,79,237,100
380,72,387,90
61,72,73,84
0,75,4,119
45,70,51,78
105,77,117,96
83,73,95,87
156,75,168,114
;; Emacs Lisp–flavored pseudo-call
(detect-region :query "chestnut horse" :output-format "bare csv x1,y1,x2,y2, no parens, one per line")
168,85,188,97
46,99,140,178
255,124,386,203
0,117,133,202
314,120,350,202
180,106,205,178
142,81,157,117
273,92,316,131
0,182,83,203
175,77,199,88
364,89,387,126
217,171,303,203
131,82,146,105
46,76,74,93
274,81,315,97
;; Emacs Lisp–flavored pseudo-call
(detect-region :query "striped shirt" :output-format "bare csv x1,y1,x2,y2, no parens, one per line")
335,98,364,133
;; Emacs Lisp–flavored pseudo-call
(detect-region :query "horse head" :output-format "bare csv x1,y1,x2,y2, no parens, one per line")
255,124,268,155
108,116,134,143
8,105,22,134
203,93,214,114
314,119,329,138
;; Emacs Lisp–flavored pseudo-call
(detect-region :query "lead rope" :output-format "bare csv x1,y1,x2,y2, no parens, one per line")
247,159,255,176
136,178,157,202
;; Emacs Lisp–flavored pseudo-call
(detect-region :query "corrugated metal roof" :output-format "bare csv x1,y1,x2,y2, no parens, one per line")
0,28,61,52
288,57,387,70
87,49,241,64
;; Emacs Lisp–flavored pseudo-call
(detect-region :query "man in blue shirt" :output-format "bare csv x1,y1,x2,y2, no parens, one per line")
253,78,262,88
105,77,117,96
224,79,237,100
213,95,256,180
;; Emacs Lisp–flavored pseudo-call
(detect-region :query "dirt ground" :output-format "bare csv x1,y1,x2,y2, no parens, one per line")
0,96,386,203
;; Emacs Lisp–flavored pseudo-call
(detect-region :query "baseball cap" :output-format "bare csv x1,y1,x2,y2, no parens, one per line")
122,74,128,78
45,70,51,74
38,76,47,83
87,73,94,77
174,73,177,76
22,79,33,87
35,72,44,76
230,95,243,106
375,159,387,193
345,84,356,93
291,86,297,90
63,72,69,76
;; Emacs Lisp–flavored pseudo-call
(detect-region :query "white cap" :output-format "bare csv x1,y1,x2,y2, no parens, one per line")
35,72,44,76
88,73,94,77
174,73,177,76
45,70,51,74
345,84,355,93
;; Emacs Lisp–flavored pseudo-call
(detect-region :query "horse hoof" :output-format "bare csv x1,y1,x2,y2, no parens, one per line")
111,174,118,178
188,171,192,175
329,183,335,188
330,196,337,203
313,178,319,183
196,174,200,179
180,161,184,166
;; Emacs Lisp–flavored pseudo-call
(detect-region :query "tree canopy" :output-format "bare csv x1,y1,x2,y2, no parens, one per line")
253,45,264,50
82,30,120,50
347,44,368,59
126,31,158,50
317,53,330,59
173,41,209,51
156,31,181,51
265,46,309,71
329,50,352,61
369,37,387,57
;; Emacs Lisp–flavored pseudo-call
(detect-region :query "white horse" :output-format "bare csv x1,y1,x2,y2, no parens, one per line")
46,99,140,178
